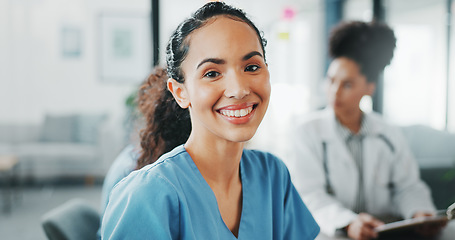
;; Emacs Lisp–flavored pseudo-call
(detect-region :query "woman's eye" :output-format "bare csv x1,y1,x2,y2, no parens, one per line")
343,82,352,89
203,71,220,78
245,65,260,72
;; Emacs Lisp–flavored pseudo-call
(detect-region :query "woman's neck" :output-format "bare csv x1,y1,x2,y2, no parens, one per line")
185,133,244,237
184,134,244,188
336,109,363,134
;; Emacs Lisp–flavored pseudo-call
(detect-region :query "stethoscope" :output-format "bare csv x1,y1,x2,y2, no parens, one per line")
322,134,396,196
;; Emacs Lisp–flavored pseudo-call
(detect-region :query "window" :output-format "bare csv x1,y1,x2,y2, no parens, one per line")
383,0,448,130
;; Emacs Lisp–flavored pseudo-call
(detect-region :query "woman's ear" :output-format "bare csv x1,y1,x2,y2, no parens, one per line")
167,78,190,108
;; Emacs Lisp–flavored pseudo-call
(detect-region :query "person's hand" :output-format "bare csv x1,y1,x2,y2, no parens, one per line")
413,211,447,238
345,213,384,240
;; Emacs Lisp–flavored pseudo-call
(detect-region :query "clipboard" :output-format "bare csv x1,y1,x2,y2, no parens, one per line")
375,202,455,234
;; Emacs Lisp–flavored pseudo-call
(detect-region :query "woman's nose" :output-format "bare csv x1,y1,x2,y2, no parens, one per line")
224,72,251,99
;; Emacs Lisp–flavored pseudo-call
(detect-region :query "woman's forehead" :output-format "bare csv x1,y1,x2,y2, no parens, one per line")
184,16,263,59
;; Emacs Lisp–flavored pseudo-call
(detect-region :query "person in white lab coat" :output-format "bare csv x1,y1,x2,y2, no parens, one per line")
290,21,444,240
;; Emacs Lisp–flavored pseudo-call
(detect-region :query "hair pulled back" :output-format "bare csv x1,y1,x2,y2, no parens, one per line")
137,2,266,169
166,1,267,83
329,21,396,83
136,67,191,169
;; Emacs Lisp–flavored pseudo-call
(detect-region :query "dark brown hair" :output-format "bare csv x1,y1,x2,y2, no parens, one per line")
166,1,266,83
329,21,396,83
136,67,191,169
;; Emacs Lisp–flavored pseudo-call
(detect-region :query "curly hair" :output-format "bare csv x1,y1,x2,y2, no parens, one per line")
135,67,191,169
329,21,396,83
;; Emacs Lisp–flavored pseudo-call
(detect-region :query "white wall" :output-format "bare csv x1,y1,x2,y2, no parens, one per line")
159,0,320,65
0,0,150,126
0,0,324,157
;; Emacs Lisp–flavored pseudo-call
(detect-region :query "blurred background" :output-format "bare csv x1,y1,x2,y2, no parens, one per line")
1,0,455,239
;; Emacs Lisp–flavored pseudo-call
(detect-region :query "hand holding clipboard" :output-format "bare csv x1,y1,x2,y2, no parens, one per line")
375,202,455,234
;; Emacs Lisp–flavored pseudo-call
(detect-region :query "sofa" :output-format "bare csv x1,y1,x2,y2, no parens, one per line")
0,113,125,182
401,125,455,210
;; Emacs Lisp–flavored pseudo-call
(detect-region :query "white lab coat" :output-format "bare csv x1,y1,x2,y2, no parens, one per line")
289,108,436,236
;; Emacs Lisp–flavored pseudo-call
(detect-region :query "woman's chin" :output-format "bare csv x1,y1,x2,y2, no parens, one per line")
224,130,257,144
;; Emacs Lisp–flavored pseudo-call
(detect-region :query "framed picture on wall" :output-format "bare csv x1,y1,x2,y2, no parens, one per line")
98,13,152,83
61,26,82,58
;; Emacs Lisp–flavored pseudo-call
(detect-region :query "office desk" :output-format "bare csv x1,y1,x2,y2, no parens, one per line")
316,220,455,240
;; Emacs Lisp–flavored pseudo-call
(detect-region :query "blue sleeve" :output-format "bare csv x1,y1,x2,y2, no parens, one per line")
100,145,137,217
281,160,320,239
101,174,180,240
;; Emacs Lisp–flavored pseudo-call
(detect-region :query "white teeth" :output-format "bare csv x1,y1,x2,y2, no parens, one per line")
220,106,253,118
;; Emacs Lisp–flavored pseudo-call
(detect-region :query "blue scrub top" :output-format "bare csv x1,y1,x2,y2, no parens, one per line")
101,145,319,239
100,144,138,217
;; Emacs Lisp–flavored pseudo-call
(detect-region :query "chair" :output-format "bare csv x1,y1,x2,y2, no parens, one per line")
41,198,100,240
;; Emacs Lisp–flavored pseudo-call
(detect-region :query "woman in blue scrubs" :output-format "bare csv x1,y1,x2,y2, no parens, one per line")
101,2,320,239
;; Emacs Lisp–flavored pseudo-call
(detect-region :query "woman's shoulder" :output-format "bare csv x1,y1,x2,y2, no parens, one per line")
242,149,290,178
111,145,189,197
105,166,181,222
243,148,282,162
102,149,185,239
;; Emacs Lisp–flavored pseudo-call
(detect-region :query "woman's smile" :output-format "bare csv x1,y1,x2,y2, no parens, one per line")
217,103,257,124
177,16,271,143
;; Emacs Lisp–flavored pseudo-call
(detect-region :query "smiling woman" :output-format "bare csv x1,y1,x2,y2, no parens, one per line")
171,16,270,145
100,2,319,240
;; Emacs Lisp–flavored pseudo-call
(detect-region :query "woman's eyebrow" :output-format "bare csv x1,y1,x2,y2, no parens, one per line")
243,51,263,61
196,51,263,69
197,58,225,69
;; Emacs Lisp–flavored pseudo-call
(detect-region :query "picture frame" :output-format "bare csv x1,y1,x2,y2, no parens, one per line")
61,26,82,58
98,13,152,83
